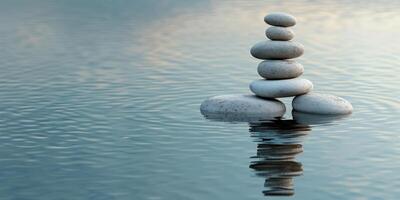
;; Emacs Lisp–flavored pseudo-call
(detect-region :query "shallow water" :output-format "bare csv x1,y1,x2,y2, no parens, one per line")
1,0,400,199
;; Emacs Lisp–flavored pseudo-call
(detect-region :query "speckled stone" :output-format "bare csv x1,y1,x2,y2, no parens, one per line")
250,41,304,60
200,94,286,119
292,93,353,115
265,26,294,41
250,78,313,98
257,60,304,79
264,12,296,27
201,111,283,122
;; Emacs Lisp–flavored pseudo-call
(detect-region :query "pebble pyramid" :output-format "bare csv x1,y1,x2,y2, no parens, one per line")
250,12,352,115
201,12,353,119
249,12,312,99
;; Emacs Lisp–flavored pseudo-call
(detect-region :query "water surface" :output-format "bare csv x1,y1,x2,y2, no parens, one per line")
1,0,400,199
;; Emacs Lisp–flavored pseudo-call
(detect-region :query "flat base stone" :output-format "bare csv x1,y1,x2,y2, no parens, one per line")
292,111,350,125
250,78,313,98
292,93,353,115
200,94,286,122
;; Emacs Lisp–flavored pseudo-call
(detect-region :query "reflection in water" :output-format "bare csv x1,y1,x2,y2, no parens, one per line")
201,109,350,197
249,120,310,196
248,112,349,196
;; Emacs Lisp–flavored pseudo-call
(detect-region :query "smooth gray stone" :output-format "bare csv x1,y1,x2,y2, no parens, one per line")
250,41,304,60
264,12,296,27
265,26,294,41
200,94,286,121
258,60,304,79
250,78,313,98
201,112,282,123
292,93,353,115
292,111,350,125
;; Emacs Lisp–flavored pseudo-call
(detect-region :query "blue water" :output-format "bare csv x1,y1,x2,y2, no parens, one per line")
1,0,399,199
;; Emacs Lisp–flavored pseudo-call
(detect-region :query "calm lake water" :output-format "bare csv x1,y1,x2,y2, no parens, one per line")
1,0,400,199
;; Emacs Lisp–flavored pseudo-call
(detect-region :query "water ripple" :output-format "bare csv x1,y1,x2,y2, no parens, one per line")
0,0,399,199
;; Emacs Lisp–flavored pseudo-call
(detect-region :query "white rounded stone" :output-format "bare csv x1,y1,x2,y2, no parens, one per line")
292,93,353,115
264,12,296,27
200,94,286,121
257,60,304,79
250,78,313,98
265,27,294,41
250,41,304,60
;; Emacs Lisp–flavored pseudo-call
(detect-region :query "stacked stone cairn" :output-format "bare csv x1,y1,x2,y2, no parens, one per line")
201,12,352,119
249,12,311,101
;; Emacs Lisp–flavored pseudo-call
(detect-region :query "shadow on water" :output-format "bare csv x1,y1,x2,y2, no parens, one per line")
202,110,350,197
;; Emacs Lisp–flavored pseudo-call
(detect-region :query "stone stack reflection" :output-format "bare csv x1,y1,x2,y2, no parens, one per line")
249,120,310,196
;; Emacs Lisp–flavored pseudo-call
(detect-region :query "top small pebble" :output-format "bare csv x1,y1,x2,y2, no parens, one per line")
264,12,296,27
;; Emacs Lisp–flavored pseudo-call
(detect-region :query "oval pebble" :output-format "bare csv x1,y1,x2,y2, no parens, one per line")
264,12,296,27
292,93,353,115
250,78,313,98
265,26,294,41
200,94,286,120
292,111,350,125
250,41,304,60
258,60,304,79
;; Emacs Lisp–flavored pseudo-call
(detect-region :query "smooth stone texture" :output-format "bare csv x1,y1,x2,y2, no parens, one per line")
292,93,353,115
264,12,296,27
292,111,350,125
258,60,304,79
200,94,286,120
201,112,282,123
265,26,294,41
250,41,304,59
250,78,313,98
